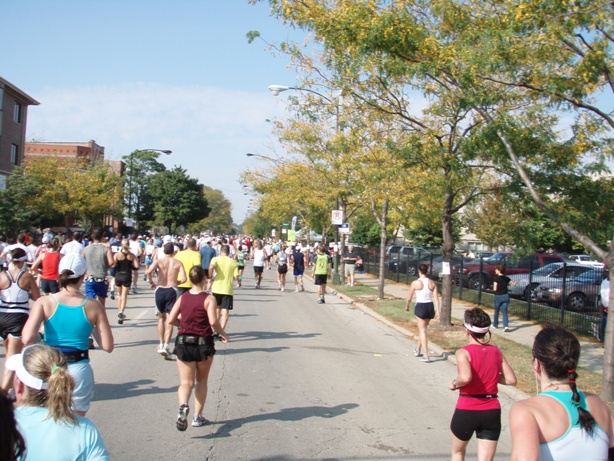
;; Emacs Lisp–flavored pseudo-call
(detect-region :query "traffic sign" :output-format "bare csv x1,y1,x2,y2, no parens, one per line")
338,223,350,235
331,210,342,225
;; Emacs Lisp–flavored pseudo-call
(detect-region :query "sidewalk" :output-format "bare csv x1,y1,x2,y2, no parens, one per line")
348,272,605,376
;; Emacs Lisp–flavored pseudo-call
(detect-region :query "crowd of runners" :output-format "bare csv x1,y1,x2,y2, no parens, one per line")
0,229,341,459
0,228,613,460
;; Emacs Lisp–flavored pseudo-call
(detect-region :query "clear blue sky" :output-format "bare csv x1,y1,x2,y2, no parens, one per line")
2,0,305,224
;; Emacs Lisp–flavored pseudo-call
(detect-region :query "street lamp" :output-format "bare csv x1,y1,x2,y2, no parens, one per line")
246,152,283,166
268,84,343,284
127,148,172,228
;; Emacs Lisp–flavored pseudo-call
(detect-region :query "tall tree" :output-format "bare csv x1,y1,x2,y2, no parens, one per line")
122,150,167,228
147,167,210,235
193,186,234,235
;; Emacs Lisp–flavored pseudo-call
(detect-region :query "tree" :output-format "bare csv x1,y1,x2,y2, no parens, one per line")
191,186,234,235
147,167,210,235
122,150,167,229
5,155,121,231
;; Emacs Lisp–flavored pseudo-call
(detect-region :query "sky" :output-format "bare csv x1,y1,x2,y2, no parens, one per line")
2,0,306,224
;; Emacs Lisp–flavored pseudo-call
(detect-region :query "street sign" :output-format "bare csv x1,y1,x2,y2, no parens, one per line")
331,210,342,225
291,216,297,231
338,223,350,235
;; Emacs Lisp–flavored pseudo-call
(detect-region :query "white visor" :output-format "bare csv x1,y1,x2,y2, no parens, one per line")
5,350,49,390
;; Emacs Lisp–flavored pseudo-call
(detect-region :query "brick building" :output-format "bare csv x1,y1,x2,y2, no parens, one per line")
24,139,105,164
0,77,39,188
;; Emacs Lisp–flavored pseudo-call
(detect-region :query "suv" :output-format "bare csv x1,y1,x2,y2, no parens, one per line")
385,245,431,275
453,252,565,291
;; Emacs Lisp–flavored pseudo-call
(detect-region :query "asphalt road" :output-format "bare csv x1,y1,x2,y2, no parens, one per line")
22,268,515,460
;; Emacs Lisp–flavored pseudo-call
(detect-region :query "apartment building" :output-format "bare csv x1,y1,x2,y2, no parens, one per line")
0,77,39,188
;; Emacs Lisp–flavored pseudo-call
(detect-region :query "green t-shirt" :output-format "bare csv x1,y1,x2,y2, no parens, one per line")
315,254,330,275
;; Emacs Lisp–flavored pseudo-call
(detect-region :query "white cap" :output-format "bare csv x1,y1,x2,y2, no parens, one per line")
204,237,212,243
163,235,172,243
58,254,87,278
5,348,49,390
42,236,50,244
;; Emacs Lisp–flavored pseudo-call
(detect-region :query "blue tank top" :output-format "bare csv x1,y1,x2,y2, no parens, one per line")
44,295,93,356
539,390,609,461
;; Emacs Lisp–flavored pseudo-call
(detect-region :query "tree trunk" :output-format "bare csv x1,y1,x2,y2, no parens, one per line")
440,192,456,327
601,249,614,400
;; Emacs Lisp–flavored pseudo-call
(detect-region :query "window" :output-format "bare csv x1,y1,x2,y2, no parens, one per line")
10,144,18,165
14,102,22,123
0,175,6,190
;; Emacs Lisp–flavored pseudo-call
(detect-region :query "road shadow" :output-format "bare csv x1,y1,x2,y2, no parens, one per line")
219,346,290,355
112,339,160,349
193,403,359,439
93,379,176,401
229,330,321,342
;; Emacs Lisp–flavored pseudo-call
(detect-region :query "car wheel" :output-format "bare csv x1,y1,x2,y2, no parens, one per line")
566,293,586,312
407,266,416,276
468,274,486,291
524,284,540,302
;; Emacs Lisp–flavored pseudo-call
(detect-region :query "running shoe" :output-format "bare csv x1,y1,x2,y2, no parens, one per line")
176,404,189,431
295,287,299,292
192,415,208,427
109,291,115,300
131,286,137,295
158,345,170,358
300,284,304,292
118,313,124,325
413,348,422,357
504,327,510,332
317,299,324,304
419,356,431,363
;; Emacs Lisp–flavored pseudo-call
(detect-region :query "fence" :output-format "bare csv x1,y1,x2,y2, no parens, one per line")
358,246,607,342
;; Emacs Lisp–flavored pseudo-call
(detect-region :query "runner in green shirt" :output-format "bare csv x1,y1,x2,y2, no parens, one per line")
312,246,332,304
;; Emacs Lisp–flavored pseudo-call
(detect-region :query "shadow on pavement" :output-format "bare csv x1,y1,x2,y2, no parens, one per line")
194,403,359,439
93,379,176,401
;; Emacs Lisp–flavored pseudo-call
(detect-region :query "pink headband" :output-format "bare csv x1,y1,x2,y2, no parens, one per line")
464,323,490,334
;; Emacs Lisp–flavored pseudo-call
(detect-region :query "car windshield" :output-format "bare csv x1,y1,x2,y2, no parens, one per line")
484,253,507,264
532,263,562,276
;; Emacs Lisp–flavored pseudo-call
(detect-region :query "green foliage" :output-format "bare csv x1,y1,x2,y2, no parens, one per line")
193,186,234,235
147,167,210,235
122,150,167,228
404,221,460,249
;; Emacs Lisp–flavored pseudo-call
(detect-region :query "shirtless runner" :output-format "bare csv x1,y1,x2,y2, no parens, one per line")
146,243,187,358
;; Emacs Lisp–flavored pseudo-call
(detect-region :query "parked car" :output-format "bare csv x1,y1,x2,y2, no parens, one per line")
453,252,565,291
508,262,593,301
537,268,604,311
568,254,605,268
385,245,431,275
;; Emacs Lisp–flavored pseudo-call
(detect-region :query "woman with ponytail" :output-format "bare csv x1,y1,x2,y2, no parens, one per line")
6,344,109,460
510,325,614,460
449,308,517,461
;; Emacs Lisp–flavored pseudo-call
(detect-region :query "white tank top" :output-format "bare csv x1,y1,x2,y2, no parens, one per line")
415,276,433,303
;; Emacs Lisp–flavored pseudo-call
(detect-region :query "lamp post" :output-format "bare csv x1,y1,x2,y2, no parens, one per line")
127,149,172,229
246,152,283,166
268,84,343,284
